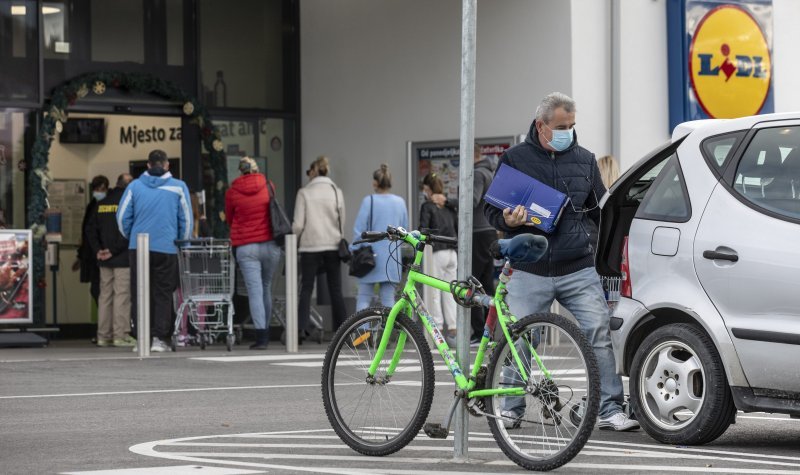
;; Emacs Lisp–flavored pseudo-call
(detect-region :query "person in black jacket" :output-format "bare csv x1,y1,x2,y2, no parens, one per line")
87,173,135,347
73,175,109,308
419,172,458,346
484,92,639,432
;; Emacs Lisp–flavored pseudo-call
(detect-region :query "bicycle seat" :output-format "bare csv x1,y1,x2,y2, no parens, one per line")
490,234,548,264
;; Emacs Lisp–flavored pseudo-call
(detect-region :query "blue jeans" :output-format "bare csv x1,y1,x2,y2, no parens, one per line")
501,266,625,418
236,241,281,330
356,282,396,312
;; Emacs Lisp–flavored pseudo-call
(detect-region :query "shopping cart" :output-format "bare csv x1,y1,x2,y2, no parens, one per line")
172,239,236,351
602,276,621,309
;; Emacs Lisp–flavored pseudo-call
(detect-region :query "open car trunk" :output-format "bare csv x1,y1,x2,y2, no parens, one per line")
595,137,687,276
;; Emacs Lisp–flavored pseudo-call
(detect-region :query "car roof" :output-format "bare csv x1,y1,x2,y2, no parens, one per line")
674,112,800,141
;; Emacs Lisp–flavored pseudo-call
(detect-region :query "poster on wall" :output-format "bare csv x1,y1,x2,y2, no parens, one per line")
47,180,86,246
406,137,519,226
0,230,32,325
668,0,773,131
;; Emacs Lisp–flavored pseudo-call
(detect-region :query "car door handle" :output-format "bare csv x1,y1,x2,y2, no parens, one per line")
703,250,738,262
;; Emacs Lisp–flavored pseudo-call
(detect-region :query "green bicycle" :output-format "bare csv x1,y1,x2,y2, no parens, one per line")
321,226,600,471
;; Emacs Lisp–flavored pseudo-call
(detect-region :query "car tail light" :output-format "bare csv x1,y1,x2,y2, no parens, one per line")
620,236,632,298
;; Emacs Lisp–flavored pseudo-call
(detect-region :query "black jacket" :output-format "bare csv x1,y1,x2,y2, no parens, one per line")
78,199,100,282
419,200,457,251
472,159,496,232
86,187,130,268
484,120,606,276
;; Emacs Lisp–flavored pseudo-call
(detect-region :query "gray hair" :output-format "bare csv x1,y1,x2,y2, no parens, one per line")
535,92,576,123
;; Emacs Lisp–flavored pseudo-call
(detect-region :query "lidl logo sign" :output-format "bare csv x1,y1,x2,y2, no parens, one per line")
689,5,771,119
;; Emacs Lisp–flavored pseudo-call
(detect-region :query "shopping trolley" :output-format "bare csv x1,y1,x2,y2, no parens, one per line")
602,276,621,308
172,239,236,351
269,253,325,344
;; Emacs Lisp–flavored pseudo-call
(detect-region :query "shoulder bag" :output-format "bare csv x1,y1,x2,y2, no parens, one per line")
331,184,351,262
349,195,376,277
268,180,293,246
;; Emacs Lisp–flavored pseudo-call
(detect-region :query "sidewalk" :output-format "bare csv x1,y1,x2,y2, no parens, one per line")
0,337,328,363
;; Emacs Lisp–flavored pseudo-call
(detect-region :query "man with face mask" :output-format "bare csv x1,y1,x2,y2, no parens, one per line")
484,92,639,432
74,175,109,312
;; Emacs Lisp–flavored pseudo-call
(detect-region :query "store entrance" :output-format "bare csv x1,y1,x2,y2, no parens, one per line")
46,113,182,333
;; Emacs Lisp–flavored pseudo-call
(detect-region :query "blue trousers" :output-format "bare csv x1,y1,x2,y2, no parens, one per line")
236,241,281,330
501,266,625,418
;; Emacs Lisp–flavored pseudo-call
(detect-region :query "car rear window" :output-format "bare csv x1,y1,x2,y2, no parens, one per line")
635,154,691,222
701,131,745,173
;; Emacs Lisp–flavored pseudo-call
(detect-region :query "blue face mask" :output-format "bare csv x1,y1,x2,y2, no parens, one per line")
544,124,574,152
93,191,106,201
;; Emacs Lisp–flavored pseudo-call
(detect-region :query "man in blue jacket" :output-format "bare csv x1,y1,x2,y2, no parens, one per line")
117,150,192,352
484,92,638,431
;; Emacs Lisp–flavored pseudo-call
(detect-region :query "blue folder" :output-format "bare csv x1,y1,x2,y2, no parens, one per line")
484,163,569,234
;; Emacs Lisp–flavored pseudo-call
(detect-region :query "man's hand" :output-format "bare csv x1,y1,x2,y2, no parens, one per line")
71,259,80,272
96,249,112,261
503,205,529,228
431,193,447,207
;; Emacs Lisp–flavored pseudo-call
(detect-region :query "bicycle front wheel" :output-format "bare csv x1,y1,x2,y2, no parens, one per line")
485,312,600,471
322,306,435,456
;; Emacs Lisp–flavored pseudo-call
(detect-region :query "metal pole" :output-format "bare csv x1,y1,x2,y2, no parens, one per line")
455,0,477,461
136,234,150,357
285,234,299,353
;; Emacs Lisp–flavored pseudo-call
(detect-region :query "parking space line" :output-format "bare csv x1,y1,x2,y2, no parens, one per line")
0,383,334,400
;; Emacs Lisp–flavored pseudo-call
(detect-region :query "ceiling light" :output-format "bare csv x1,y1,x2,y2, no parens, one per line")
42,6,61,15
11,6,26,15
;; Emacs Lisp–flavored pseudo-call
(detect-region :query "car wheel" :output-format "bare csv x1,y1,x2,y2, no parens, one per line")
629,323,735,445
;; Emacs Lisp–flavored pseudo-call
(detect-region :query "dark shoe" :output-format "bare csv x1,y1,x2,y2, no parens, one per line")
249,329,269,350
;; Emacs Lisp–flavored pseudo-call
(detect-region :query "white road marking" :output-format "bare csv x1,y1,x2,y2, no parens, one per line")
132,428,800,474
0,383,329,400
61,465,265,474
191,354,328,362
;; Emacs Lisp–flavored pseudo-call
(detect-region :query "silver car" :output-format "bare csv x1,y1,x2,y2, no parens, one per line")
596,112,800,445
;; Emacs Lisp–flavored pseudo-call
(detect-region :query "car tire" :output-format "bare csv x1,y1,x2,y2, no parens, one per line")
630,323,735,445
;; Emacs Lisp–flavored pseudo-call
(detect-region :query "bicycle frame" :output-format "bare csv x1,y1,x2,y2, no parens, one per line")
366,231,553,400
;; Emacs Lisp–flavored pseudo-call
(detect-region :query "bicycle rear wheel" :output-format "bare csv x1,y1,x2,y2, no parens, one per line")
485,312,600,471
322,306,435,456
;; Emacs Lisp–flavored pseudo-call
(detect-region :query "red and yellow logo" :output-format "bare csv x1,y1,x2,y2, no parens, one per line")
689,5,771,119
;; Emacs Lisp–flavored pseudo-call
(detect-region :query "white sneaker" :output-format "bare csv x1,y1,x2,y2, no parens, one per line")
597,411,639,431
501,410,523,429
151,337,170,353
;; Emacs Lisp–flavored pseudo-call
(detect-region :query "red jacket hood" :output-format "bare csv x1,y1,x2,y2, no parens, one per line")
231,173,267,195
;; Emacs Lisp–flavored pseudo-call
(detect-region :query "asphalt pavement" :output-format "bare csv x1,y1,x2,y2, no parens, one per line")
2,339,799,474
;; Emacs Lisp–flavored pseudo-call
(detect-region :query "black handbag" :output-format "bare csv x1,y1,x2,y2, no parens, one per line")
349,195,376,277
332,184,351,262
268,180,292,246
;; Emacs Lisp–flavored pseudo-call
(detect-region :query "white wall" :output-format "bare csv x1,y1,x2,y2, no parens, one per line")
571,0,611,158
615,0,670,171
772,0,800,112
301,0,572,247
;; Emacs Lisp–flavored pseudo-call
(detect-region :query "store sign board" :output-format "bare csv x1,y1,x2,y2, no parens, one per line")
406,137,519,226
0,230,32,325
668,0,773,131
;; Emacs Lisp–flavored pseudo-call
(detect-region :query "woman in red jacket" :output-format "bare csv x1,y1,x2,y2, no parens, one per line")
225,157,281,349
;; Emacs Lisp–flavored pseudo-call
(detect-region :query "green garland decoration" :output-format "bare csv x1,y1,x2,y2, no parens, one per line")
28,71,229,321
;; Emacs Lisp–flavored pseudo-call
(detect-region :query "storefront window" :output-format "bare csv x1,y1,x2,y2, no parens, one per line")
42,0,196,96
199,0,284,109
90,0,145,63
0,110,29,229
166,0,184,66
0,1,39,103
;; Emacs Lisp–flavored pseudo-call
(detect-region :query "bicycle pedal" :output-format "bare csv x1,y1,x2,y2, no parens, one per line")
423,423,449,439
